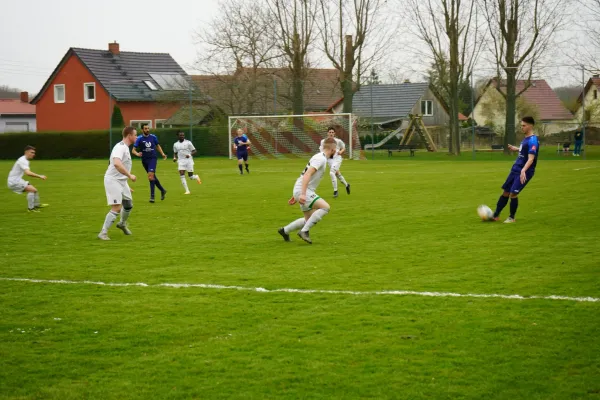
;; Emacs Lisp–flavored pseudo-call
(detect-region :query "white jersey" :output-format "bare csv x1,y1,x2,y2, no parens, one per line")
320,138,345,158
7,156,30,183
173,139,196,159
105,141,132,181
294,152,328,192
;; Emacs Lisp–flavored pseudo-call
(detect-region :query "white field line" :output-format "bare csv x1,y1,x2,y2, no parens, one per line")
0,277,598,303
573,166,600,171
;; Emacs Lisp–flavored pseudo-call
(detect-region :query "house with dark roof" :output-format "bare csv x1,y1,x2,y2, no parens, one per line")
329,82,450,127
31,42,189,131
575,75,600,126
192,65,342,115
471,79,576,135
0,92,36,133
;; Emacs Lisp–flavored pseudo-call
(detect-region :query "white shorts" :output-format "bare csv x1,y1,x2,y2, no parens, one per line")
7,178,28,194
177,159,194,172
104,177,132,206
293,188,320,212
327,157,342,174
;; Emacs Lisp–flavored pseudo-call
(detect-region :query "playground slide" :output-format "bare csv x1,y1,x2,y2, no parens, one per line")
363,125,405,150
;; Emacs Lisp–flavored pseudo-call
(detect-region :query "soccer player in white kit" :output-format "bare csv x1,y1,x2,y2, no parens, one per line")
6,145,48,212
173,131,202,194
319,127,350,197
278,138,337,244
98,126,138,240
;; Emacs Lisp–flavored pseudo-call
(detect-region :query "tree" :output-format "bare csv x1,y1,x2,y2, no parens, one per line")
318,0,391,112
426,59,475,115
194,0,283,115
111,105,125,127
408,0,484,155
481,0,564,152
266,0,318,115
576,0,600,69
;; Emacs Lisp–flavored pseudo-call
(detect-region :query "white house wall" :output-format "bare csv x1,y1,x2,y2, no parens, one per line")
0,116,37,133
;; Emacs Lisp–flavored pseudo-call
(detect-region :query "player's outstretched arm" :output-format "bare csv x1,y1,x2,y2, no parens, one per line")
157,144,167,160
24,169,46,180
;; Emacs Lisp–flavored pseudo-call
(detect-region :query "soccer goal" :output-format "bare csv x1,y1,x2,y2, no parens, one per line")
228,113,361,160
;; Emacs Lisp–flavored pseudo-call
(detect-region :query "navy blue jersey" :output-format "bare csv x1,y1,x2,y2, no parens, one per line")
511,135,539,173
234,136,249,151
134,134,160,159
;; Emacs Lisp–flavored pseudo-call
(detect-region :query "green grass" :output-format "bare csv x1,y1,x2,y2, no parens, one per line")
1,153,599,399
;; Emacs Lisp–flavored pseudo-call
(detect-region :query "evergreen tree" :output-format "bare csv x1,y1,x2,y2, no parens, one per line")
111,105,125,127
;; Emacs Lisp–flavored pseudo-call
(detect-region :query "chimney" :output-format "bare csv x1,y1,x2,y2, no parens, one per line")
109,41,120,55
20,91,28,103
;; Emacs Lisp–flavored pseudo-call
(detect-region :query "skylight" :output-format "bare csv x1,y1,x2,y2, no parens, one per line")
148,73,189,91
144,80,158,91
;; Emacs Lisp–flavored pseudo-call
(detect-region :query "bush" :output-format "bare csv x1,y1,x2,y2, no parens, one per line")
0,126,229,160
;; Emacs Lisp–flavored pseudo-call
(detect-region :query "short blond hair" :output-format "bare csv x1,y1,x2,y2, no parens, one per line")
122,126,136,138
323,137,336,150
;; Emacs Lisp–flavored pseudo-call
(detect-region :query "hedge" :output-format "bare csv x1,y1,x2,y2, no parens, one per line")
0,126,229,160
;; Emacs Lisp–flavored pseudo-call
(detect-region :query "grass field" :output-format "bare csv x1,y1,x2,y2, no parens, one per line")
1,149,599,399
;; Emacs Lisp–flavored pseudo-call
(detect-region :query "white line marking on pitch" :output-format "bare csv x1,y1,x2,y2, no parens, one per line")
0,277,598,303
573,166,600,171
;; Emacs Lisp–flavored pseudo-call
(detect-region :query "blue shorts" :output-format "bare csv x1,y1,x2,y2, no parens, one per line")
142,158,157,173
237,151,248,161
502,170,534,194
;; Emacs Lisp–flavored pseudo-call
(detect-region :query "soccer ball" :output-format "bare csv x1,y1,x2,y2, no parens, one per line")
477,205,494,221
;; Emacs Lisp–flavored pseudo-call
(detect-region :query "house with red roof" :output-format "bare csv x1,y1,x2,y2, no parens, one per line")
471,79,576,135
0,92,36,133
575,75,600,126
192,65,342,115
31,42,188,131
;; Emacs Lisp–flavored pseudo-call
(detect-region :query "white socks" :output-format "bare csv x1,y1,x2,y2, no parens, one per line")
301,208,329,232
330,171,338,191
189,174,199,181
120,208,131,224
180,175,189,191
284,218,306,234
101,211,119,233
27,192,35,209
337,174,348,187
34,192,40,207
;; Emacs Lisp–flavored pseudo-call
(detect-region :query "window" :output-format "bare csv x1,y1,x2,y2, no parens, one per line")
421,100,433,116
130,120,152,129
144,80,158,91
54,84,65,103
155,119,168,128
84,82,96,102
594,90,598,100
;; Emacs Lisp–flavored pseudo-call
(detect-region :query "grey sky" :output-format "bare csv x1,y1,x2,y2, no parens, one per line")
0,0,219,93
0,0,593,94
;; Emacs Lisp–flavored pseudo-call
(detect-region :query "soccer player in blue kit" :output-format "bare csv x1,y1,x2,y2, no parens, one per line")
132,123,168,203
233,128,251,174
492,116,539,223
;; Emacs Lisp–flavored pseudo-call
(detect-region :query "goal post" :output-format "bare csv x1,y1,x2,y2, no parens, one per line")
227,113,362,160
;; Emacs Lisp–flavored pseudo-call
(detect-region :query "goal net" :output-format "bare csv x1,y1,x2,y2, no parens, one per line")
228,113,362,160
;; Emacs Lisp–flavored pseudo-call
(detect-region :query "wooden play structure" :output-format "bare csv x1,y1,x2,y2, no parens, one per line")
398,114,438,152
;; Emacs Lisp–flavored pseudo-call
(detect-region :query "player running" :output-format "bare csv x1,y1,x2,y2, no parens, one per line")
173,131,202,194
98,126,137,240
492,116,539,223
6,145,48,212
132,123,167,203
233,128,251,174
278,138,337,244
319,127,350,197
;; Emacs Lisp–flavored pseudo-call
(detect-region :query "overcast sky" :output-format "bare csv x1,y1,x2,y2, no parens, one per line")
0,0,592,94
0,0,219,93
